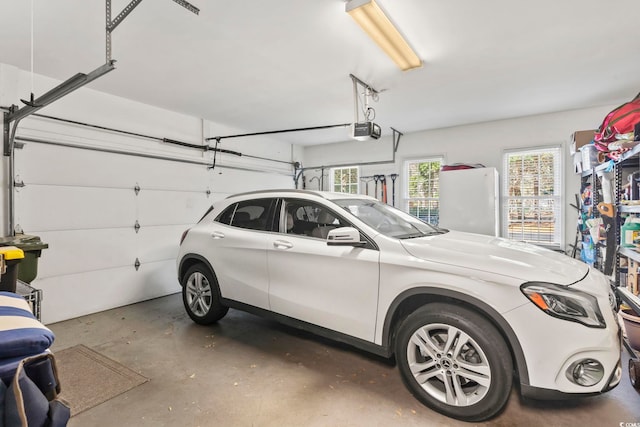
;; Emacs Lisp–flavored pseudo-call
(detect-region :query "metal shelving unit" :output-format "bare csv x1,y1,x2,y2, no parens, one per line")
578,141,640,388
604,146,640,388
612,150,640,310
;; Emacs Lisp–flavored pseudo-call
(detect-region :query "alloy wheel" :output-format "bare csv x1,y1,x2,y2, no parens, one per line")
406,323,492,406
185,271,213,317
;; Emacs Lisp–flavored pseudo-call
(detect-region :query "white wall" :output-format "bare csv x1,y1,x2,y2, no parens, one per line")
1,64,295,323
302,105,616,250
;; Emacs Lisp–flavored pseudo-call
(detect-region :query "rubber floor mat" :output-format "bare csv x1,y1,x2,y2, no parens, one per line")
54,344,148,416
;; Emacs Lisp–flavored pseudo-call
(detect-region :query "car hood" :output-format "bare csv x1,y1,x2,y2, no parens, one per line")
400,230,588,285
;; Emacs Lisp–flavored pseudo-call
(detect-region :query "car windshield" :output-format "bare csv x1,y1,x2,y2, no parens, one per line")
334,198,447,239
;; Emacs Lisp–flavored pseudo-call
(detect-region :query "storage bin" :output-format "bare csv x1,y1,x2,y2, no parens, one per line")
580,144,599,171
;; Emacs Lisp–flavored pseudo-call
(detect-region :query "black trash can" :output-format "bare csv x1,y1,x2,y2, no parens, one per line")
0,246,25,292
0,234,48,284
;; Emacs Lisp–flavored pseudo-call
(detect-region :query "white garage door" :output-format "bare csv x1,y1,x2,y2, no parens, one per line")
12,128,293,323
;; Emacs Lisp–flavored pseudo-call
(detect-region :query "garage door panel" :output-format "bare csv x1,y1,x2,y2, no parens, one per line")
136,225,187,264
134,160,211,191
16,143,148,189
34,229,138,278
37,260,178,324
15,186,136,232
15,142,211,191
136,190,213,226
210,169,292,195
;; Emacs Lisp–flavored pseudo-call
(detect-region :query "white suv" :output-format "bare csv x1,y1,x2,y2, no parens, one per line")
176,189,621,421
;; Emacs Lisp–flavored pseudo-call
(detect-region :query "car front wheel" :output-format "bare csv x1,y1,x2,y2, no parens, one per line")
395,303,512,422
182,264,229,325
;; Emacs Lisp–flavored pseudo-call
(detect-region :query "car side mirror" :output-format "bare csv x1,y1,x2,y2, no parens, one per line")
326,227,367,247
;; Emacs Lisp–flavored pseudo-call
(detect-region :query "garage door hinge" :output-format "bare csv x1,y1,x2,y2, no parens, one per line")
134,220,140,233
14,178,25,188
14,141,24,150
206,188,211,197
134,258,141,271
134,184,140,195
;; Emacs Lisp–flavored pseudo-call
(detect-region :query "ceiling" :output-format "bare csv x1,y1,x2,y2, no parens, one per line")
1,0,639,146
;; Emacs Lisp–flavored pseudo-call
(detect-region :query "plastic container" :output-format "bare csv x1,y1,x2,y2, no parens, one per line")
0,234,48,284
580,144,599,171
620,308,640,351
621,217,640,247
630,171,640,200
0,246,24,292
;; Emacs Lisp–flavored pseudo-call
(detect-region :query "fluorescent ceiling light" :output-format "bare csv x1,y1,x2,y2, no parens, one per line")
346,0,422,71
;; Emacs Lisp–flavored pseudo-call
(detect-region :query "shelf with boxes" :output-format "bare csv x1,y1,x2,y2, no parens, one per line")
606,145,640,388
575,94,640,386
573,129,640,382
602,143,640,372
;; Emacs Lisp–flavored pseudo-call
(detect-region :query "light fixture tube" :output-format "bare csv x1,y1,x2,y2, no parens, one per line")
346,0,422,71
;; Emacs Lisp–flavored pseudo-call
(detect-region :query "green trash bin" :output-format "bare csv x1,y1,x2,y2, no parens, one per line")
0,234,48,284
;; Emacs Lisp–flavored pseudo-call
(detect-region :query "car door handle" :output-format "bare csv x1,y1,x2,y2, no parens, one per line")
211,231,225,239
273,240,293,250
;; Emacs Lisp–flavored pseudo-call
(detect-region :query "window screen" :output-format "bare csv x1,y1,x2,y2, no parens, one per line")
503,147,562,248
405,157,443,225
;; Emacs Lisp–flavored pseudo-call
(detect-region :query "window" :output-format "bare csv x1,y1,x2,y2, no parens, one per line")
332,166,359,194
281,199,348,239
503,147,562,248
405,157,443,225
215,199,275,231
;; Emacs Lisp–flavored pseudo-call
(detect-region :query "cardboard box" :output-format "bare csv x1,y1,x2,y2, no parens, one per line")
570,130,597,154
628,258,639,295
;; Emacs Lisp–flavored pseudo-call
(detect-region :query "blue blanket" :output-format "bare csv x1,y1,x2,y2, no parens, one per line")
0,292,54,360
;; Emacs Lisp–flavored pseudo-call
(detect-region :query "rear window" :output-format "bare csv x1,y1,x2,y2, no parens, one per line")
215,199,275,231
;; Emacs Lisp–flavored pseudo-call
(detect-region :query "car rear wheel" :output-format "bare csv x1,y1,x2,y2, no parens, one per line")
182,264,228,325
395,303,512,422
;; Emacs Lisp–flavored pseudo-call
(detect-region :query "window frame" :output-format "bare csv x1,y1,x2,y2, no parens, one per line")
501,146,563,249
403,156,444,225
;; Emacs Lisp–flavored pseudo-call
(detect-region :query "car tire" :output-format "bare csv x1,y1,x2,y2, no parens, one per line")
630,359,640,389
395,303,513,422
181,264,229,325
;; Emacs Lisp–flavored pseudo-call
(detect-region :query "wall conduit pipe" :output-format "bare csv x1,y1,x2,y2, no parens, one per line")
301,127,403,172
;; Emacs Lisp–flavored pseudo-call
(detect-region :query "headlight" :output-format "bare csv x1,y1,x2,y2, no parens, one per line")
520,282,605,328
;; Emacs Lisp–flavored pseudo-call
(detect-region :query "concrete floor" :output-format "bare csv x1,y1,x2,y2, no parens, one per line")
48,293,640,427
